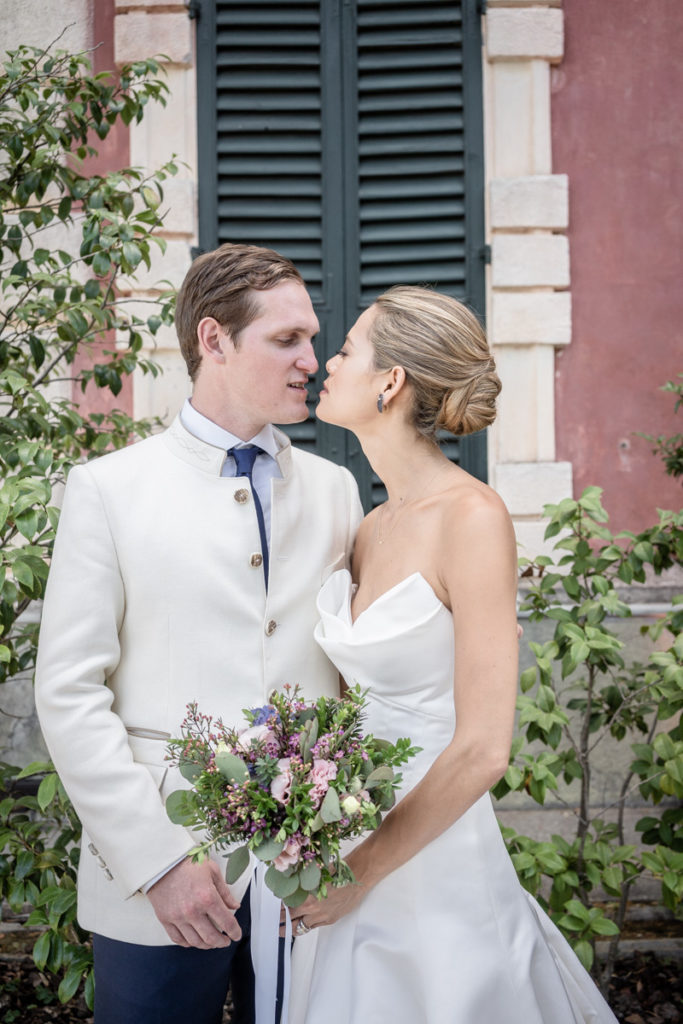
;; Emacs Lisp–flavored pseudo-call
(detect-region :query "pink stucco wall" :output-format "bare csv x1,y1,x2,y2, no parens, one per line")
72,0,134,420
552,0,682,531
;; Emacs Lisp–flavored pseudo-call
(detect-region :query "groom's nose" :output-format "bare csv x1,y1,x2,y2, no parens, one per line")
295,339,318,374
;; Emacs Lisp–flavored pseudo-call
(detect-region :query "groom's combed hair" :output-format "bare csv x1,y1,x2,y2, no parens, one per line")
176,242,304,380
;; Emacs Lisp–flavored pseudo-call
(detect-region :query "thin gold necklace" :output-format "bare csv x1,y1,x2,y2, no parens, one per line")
376,464,445,545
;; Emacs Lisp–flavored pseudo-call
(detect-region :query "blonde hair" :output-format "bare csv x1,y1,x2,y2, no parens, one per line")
369,286,501,439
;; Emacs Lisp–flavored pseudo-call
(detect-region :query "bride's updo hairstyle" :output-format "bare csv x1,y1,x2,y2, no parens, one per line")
369,286,501,439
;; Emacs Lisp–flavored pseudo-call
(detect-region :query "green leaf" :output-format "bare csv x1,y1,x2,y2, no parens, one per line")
299,861,321,892
225,845,250,884
92,251,111,276
601,866,622,893
58,966,83,1004
32,930,51,971
364,765,394,789
37,772,58,811
122,241,142,268
84,971,95,1011
519,667,536,693
179,759,202,783
590,915,620,936
252,836,286,862
165,789,198,826
573,939,594,971
282,886,309,908
265,864,300,898
15,849,35,880
215,751,250,783
320,786,342,823
504,765,524,789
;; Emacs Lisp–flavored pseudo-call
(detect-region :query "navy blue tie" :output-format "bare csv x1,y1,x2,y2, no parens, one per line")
230,446,269,588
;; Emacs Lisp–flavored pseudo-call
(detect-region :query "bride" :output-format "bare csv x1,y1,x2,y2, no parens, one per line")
287,287,617,1023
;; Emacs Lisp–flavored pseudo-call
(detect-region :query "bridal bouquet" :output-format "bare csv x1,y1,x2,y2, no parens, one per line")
165,684,418,906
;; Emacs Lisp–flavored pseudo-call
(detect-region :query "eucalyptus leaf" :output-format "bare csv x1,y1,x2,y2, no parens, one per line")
320,786,342,824
215,751,250,784
252,836,286,862
299,716,319,762
364,765,394,789
310,811,325,832
265,865,300,899
282,886,309,908
165,789,199,827
299,861,321,892
179,759,203,783
225,845,250,884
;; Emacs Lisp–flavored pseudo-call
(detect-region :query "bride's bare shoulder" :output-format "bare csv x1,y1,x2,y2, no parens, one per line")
439,473,514,546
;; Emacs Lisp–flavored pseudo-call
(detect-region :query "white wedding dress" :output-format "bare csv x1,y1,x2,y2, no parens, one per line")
288,569,618,1024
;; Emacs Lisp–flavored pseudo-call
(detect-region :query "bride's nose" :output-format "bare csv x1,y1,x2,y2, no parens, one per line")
326,354,338,373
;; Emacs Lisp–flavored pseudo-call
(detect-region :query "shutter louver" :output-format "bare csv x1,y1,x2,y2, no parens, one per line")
214,0,323,451
199,1,485,488
357,1,468,305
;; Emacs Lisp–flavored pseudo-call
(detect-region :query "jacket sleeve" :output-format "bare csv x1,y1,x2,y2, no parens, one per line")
34,464,195,898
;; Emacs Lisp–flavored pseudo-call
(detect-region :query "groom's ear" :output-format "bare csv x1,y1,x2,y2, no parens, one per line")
197,317,232,364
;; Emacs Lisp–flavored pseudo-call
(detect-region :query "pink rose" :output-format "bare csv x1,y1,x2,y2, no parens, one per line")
273,835,302,872
270,758,293,804
307,758,338,807
238,724,275,751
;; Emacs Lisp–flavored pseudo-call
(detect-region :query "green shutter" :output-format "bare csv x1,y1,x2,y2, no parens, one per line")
357,1,468,303
196,0,487,498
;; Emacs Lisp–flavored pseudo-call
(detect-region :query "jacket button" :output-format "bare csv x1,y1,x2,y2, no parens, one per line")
234,488,250,504
88,842,98,856
250,553,263,568
265,619,277,636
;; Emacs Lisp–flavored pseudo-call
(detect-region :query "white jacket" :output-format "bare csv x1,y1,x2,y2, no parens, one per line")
35,416,363,944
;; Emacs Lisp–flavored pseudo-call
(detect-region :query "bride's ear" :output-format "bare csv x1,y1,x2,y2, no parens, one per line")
381,365,408,409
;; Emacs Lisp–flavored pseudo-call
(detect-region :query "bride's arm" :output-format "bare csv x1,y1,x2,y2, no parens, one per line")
292,487,519,929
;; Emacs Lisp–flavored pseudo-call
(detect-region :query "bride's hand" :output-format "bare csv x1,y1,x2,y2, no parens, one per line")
285,880,366,935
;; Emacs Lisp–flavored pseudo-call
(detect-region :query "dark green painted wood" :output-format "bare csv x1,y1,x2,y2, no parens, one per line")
195,0,488,499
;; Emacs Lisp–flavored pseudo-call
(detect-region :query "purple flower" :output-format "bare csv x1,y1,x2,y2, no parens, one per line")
250,706,280,727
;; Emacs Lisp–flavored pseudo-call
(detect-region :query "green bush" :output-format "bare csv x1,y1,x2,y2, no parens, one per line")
0,39,178,1007
0,760,90,1005
639,375,683,480
496,487,683,992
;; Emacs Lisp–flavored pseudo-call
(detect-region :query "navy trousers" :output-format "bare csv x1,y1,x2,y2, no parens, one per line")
93,898,255,1024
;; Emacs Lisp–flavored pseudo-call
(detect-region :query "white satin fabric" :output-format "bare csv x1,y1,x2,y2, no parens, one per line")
288,570,618,1024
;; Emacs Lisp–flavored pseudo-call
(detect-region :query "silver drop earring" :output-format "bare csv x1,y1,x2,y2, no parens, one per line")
377,393,384,413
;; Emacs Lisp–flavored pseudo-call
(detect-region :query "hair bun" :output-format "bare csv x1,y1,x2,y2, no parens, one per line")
436,363,501,436
370,286,502,441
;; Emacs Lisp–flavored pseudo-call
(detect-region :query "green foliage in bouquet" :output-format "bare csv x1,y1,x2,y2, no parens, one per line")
494,487,682,992
166,685,420,908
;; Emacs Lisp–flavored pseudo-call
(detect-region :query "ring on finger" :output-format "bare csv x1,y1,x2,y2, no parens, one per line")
295,918,311,936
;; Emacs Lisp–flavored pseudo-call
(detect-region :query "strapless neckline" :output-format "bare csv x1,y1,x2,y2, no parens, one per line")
342,569,446,626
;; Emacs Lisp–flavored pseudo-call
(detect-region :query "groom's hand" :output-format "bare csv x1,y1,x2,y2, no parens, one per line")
147,858,242,949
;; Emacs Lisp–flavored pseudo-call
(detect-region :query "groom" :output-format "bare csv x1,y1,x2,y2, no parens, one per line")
35,243,363,1023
